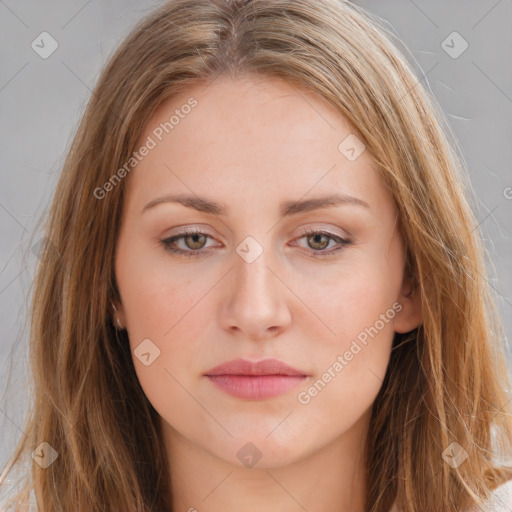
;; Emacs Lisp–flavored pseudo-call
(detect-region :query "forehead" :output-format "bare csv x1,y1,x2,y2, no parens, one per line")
123,75,389,215
148,74,361,161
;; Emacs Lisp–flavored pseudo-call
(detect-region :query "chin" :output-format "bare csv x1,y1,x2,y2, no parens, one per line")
209,431,314,470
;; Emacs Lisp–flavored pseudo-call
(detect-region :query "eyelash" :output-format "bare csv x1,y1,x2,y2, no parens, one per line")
160,228,352,259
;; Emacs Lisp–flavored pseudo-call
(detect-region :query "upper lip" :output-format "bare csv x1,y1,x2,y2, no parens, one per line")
204,358,308,377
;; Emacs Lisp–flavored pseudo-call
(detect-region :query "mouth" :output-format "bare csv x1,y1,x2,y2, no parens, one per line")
204,358,309,400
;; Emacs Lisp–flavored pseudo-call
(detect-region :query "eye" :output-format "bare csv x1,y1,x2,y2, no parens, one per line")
160,228,216,258
160,228,352,259
292,229,352,259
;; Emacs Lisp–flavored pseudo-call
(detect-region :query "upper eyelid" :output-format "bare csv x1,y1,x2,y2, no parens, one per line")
166,223,350,239
165,228,346,242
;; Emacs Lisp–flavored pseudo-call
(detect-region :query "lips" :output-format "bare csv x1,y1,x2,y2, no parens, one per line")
204,358,309,400
205,358,307,377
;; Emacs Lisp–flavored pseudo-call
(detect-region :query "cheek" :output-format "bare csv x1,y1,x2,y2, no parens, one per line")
294,316,394,442
116,245,215,407
117,242,210,343
293,261,399,345
291,264,397,419
121,267,213,429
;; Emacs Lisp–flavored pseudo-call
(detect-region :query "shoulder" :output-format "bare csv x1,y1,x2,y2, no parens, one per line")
389,479,512,512
470,479,512,512
0,461,37,512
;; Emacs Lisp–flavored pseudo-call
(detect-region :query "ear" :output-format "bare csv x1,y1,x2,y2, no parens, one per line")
112,298,127,328
393,272,422,334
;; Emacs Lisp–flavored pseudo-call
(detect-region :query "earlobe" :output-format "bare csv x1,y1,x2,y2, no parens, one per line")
111,300,126,330
393,277,422,334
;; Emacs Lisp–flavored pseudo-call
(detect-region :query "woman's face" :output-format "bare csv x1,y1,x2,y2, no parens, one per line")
114,75,421,468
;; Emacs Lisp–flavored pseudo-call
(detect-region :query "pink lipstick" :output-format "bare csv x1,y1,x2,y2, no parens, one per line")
204,358,308,400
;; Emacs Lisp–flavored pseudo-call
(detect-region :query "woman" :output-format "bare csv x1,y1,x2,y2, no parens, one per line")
1,0,511,510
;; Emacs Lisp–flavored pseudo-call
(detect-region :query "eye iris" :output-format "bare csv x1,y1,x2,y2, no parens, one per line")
307,233,329,250
185,233,207,250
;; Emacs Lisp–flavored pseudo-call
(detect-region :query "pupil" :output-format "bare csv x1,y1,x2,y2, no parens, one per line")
310,234,327,249
187,234,204,249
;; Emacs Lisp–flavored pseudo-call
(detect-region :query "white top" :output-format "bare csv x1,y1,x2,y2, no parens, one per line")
389,478,512,512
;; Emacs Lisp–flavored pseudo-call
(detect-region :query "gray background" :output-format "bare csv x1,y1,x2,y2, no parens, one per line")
1,0,511,469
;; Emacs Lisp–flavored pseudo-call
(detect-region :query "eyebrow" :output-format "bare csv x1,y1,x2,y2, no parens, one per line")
141,193,370,217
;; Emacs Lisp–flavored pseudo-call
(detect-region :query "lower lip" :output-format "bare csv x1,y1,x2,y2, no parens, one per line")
206,375,307,400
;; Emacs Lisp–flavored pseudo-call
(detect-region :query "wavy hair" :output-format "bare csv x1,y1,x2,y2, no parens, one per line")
1,0,511,510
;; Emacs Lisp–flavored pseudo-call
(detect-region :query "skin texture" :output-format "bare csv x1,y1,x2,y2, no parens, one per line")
114,75,422,512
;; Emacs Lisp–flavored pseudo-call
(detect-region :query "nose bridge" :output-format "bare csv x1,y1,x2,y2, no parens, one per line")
233,234,278,307
221,232,291,338
237,266,264,303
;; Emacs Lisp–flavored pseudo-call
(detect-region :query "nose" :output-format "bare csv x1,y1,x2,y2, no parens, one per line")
218,244,292,341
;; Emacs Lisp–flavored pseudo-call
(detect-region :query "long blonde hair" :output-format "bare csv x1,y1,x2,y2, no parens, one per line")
2,0,511,510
